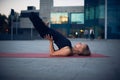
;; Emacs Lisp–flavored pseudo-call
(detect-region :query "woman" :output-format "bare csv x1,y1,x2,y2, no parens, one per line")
90,28,95,40
29,12,91,57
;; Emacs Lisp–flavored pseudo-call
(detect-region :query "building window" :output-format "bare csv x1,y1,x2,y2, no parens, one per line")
71,13,84,24
85,8,89,20
50,13,68,24
95,6,99,19
89,7,94,19
96,5,105,19
99,5,105,19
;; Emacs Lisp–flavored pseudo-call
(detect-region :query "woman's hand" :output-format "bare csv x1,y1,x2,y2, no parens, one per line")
45,34,55,54
44,34,53,42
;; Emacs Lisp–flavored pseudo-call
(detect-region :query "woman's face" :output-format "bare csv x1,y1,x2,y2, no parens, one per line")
73,43,86,54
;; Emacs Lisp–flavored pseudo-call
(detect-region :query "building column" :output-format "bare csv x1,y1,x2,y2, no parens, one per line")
105,0,107,39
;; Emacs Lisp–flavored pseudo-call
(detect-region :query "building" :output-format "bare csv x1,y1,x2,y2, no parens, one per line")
19,0,120,39
20,6,39,28
18,6,39,39
18,0,84,39
107,0,120,39
40,0,84,37
84,0,120,39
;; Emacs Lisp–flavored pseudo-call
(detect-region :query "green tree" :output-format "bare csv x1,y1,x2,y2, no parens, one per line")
0,13,9,34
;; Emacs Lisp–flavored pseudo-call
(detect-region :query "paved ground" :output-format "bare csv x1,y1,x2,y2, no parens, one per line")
0,39,120,80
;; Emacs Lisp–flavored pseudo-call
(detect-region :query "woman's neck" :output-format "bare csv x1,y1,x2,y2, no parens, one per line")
72,48,78,55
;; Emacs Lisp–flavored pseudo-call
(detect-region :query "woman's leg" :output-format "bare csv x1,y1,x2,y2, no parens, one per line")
29,12,72,49
29,12,63,39
29,12,49,38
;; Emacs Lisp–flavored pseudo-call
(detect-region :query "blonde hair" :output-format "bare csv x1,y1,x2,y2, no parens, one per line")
78,44,91,56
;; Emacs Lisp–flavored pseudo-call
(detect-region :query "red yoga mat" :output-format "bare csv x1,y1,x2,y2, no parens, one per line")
0,53,108,58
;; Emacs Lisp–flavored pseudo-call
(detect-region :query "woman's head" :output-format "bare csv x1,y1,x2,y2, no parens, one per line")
73,43,91,56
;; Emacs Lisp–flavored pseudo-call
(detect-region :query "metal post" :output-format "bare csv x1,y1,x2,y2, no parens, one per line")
105,0,107,39
15,22,17,34
11,16,13,40
31,26,33,40
16,17,18,35
10,9,14,40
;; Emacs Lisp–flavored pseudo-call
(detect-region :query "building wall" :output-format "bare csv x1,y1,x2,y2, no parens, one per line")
51,6,84,13
20,18,34,28
40,0,53,22
20,7,39,28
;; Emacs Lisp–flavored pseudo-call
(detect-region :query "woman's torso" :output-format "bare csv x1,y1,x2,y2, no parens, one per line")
48,28,72,49
61,46,73,56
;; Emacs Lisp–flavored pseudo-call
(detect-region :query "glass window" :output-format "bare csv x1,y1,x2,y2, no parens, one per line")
85,8,89,20
95,6,99,18
99,5,105,18
51,13,68,24
71,13,84,24
89,7,94,19
95,5,105,19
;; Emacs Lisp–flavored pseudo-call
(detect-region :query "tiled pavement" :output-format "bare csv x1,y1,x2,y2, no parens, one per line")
0,39,120,80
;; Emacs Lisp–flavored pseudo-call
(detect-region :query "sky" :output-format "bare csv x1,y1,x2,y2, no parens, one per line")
0,0,84,17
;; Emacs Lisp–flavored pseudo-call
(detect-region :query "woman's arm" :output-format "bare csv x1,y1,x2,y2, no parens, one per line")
45,34,71,56
44,34,54,54
49,39,55,55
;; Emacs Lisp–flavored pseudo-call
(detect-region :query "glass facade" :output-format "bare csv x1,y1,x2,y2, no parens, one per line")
95,6,99,19
85,5,105,20
71,13,84,24
89,7,94,19
51,12,84,24
85,0,105,39
50,13,68,24
107,0,120,39
85,0,120,39
95,5,105,19
85,8,89,20
51,12,84,37
99,5,105,19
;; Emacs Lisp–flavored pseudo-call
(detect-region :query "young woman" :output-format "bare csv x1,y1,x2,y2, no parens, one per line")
29,12,91,57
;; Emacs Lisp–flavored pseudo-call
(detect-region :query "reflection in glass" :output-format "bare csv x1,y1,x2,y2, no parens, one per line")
71,13,84,24
95,6,99,18
85,8,89,20
89,7,94,19
99,5,105,18
51,13,68,24
96,5,105,19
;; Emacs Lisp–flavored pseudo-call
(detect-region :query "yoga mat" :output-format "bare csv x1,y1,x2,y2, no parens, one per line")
0,53,108,58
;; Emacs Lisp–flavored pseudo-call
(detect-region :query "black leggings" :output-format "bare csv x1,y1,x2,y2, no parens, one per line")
29,12,72,49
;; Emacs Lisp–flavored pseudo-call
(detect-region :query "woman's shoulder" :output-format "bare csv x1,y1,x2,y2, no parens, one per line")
60,46,72,56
